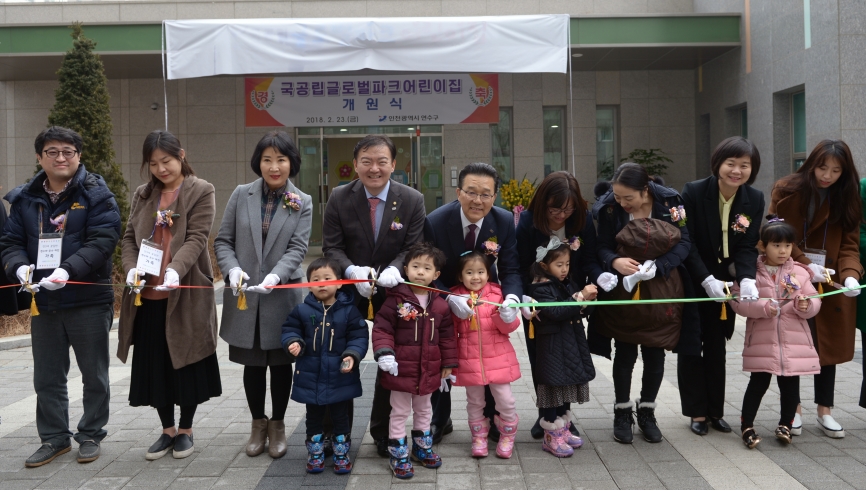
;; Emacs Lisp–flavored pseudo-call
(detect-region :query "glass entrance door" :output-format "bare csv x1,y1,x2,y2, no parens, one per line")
296,137,325,247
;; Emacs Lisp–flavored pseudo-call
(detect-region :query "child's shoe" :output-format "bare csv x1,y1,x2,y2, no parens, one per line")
791,412,802,435
387,437,414,479
741,427,761,449
540,418,573,458
560,413,583,448
410,430,441,468
635,399,663,443
332,434,352,474
469,419,490,458
494,415,518,459
305,434,326,473
775,425,792,444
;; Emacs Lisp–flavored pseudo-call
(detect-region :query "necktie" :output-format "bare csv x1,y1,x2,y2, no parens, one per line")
368,197,379,239
465,224,477,252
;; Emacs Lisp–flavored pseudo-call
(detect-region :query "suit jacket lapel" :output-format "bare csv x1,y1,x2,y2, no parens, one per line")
728,184,751,248
478,213,496,246
262,179,295,257
704,177,722,257
373,184,401,256
351,181,376,250
247,180,264,265
447,204,467,255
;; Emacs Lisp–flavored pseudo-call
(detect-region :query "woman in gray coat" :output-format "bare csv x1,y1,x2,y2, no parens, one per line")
214,131,312,459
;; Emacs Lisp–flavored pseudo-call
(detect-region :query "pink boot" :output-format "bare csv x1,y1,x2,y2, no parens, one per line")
540,418,573,458
560,413,583,449
469,419,490,458
494,415,519,459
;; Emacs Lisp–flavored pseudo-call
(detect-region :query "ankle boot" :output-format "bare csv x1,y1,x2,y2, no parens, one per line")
387,437,414,479
245,418,269,457
410,430,441,468
494,415,518,459
468,419,490,458
636,399,663,443
267,419,286,458
540,418,573,458
332,435,352,474
613,402,635,444
559,414,583,449
305,434,325,473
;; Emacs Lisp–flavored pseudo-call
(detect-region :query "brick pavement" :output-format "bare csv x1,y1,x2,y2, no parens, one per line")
1,298,866,489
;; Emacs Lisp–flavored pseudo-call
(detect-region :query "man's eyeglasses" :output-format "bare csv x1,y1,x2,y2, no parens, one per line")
548,207,575,217
459,188,495,202
43,149,78,159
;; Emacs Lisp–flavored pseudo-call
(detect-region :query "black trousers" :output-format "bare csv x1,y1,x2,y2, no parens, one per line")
860,333,866,409
541,405,568,423
741,372,799,429
369,370,393,441
157,405,197,430
677,311,729,418
307,401,350,437
612,341,666,404
801,319,836,407
243,365,293,421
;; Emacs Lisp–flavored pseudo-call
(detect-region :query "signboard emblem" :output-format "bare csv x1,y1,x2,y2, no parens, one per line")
250,89,275,110
469,85,494,107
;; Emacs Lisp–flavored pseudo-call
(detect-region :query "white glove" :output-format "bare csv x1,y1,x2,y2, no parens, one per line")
154,268,179,291
39,268,69,291
521,295,537,320
739,278,759,302
126,268,146,294
439,374,457,392
622,272,640,293
844,277,861,297
228,267,250,296
377,354,398,376
638,260,657,281
245,273,280,294
499,295,519,324
701,275,728,300
807,263,834,283
348,265,376,298
447,294,474,319
376,266,404,288
597,272,618,292
16,264,38,292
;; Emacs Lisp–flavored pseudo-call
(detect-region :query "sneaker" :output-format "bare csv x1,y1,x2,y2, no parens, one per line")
172,433,194,459
145,434,175,461
613,402,634,444
816,415,845,438
77,440,100,463
791,413,802,436
25,443,71,468
775,425,792,444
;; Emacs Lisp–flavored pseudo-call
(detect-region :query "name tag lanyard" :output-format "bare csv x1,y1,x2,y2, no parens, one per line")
802,197,830,268
36,206,65,270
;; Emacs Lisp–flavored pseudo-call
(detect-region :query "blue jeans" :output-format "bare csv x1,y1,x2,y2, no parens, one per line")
31,303,112,446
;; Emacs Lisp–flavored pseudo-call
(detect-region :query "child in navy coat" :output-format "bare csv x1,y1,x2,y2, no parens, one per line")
281,257,368,475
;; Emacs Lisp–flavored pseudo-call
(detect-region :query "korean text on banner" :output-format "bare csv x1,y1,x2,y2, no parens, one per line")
246,74,498,127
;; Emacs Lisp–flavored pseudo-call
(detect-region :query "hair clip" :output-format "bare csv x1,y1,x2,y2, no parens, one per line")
767,217,785,223
460,250,473,257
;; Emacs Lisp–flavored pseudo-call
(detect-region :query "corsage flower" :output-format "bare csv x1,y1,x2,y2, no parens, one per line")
50,213,66,233
155,209,178,228
390,217,403,230
731,214,751,234
567,236,582,251
668,205,687,227
482,236,501,257
397,302,418,320
780,273,801,298
282,192,302,213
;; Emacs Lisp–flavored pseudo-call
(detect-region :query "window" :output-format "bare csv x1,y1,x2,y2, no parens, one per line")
740,106,748,139
792,91,806,170
490,108,513,181
596,106,618,180
543,107,566,176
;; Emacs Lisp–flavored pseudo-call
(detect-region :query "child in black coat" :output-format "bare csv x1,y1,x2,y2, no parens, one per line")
527,237,597,458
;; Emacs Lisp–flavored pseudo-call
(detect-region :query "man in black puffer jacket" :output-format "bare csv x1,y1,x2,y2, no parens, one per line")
0,126,121,468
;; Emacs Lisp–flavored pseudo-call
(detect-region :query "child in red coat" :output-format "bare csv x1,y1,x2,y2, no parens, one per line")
372,243,458,479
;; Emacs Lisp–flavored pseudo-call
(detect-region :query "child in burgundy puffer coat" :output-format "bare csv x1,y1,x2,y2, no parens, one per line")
372,243,458,479
730,216,821,449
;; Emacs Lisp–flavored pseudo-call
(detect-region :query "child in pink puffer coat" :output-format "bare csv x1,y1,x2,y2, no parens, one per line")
730,216,821,449
450,251,522,459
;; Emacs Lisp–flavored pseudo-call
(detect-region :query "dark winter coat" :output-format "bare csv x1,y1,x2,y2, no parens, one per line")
0,204,27,315
281,291,369,406
527,277,595,387
0,165,121,311
371,283,459,395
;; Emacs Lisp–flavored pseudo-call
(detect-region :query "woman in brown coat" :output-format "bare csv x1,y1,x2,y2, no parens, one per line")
118,131,221,460
769,139,863,439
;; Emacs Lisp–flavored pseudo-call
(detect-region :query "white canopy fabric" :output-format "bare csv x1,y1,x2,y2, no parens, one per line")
164,15,569,80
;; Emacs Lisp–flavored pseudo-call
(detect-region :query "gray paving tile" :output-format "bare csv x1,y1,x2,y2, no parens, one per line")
569,479,619,490
167,477,218,489
658,476,713,489
524,472,571,489
0,481,44,490
610,470,666,489
346,474,393,489
78,477,132,490
436,472,480,489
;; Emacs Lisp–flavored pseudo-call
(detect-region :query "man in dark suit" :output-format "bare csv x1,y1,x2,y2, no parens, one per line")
424,162,522,443
322,134,426,456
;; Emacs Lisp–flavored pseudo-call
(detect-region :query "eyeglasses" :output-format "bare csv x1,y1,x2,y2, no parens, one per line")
548,207,575,217
459,188,495,202
43,149,78,159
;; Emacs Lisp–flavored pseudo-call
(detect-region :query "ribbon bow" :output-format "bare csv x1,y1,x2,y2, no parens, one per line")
535,236,564,262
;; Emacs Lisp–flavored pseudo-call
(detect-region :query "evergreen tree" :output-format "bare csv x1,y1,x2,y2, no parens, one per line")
47,23,129,271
